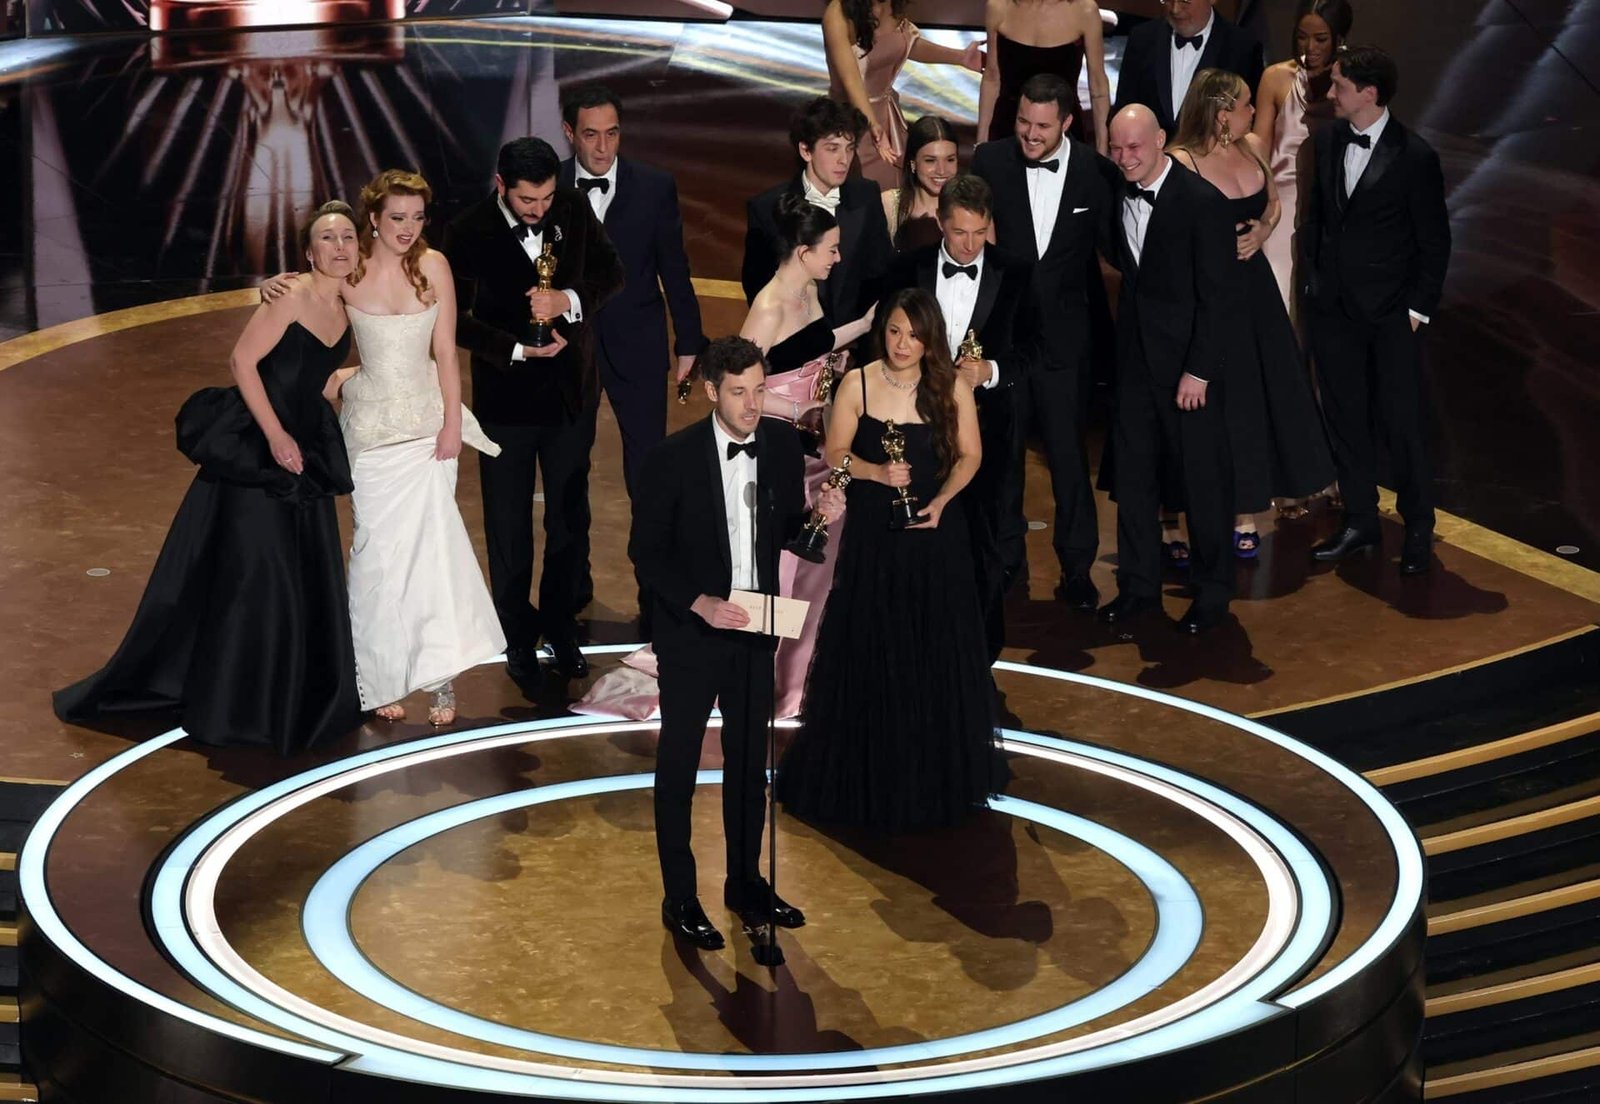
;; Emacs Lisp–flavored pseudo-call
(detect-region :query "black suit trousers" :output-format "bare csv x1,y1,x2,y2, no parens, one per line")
1001,366,1099,581
478,408,598,650
1307,310,1435,533
655,638,775,901
597,341,667,502
1113,362,1234,607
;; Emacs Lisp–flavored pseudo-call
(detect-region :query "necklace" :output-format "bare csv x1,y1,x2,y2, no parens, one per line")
880,363,920,392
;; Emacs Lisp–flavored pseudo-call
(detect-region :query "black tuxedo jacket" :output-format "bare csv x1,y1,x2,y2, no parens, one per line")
629,416,809,658
558,156,706,371
883,244,1036,390
1113,14,1265,135
971,136,1112,374
1299,117,1451,324
741,175,892,322
1101,158,1236,388
442,190,624,426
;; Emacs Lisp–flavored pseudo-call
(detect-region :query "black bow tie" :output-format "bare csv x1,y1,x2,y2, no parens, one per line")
726,440,757,460
578,177,610,194
512,220,540,241
1024,157,1060,172
1175,32,1204,50
942,261,978,280
1127,185,1156,204
1342,128,1372,149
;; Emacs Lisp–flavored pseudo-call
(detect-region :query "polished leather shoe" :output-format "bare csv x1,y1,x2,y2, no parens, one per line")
1055,574,1100,611
725,880,806,930
1176,602,1228,635
504,646,544,695
662,897,725,951
547,636,590,679
1399,532,1434,576
1310,525,1381,563
1097,593,1159,624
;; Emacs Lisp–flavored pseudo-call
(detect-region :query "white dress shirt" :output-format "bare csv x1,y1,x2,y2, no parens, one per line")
712,416,759,591
498,196,582,362
802,172,842,214
1169,11,1215,122
935,244,1002,389
1342,111,1429,325
1120,155,1174,266
1024,136,1070,258
576,158,617,222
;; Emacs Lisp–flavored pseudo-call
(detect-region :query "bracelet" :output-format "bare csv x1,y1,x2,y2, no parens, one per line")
792,398,800,421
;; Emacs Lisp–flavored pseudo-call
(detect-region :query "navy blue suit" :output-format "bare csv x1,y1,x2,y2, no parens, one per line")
559,155,706,499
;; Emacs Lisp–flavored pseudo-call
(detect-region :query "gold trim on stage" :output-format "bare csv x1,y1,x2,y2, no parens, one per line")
0,290,260,374
1426,961,1600,1017
1367,710,1600,787
1429,877,1600,936
1425,1043,1600,1098
1422,795,1600,857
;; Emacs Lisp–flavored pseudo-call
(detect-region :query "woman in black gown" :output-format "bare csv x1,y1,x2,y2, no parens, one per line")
777,288,1003,833
979,0,1110,151
54,202,364,755
1163,71,1335,560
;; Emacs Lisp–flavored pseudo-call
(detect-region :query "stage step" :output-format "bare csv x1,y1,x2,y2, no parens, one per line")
0,779,67,1088
1423,1040,1600,1101
1424,962,1600,1067
0,1073,37,1103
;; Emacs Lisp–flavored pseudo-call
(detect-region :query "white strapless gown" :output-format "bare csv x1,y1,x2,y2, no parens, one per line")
342,303,506,708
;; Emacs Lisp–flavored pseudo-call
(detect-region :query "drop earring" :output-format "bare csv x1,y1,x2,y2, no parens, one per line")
372,228,379,238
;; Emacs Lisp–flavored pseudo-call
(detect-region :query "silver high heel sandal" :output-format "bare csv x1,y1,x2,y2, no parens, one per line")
428,683,457,727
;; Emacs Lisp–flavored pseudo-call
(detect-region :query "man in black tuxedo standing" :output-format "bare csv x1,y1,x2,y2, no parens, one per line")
1113,0,1264,135
631,337,841,950
443,138,624,686
881,173,1033,660
558,85,706,501
742,96,893,323
972,73,1113,612
1300,46,1451,575
1100,104,1237,634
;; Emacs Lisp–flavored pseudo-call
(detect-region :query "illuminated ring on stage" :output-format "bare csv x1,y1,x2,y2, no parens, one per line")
296,770,1204,1071
15,649,1423,1100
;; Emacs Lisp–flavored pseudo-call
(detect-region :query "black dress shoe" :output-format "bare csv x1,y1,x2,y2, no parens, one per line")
1310,525,1381,563
547,636,589,679
662,897,725,951
1097,593,1159,624
1054,574,1100,611
1399,532,1434,576
725,880,806,930
504,646,544,694
1176,601,1227,635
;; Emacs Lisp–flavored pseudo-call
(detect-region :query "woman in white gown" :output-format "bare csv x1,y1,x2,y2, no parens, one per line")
323,170,505,725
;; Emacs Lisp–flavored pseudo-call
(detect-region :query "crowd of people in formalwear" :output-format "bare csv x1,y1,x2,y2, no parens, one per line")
53,0,1451,950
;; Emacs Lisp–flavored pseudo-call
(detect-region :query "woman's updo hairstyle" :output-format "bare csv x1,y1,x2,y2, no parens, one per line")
774,192,838,256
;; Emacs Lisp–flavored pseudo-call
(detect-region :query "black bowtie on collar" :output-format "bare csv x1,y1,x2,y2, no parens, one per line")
942,261,978,280
1342,128,1373,149
513,220,540,241
1127,185,1156,204
1174,31,1204,49
726,439,757,460
1024,157,1060,172
578,177,610,194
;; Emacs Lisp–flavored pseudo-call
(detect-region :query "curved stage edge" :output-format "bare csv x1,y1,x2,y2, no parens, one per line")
19,652,1426,1104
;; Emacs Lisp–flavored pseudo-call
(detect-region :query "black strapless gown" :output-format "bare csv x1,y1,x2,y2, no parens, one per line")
988,34,1085,142
54,322,362,755
893,214,943,254
777,382,1004,833
1224,188,1336,512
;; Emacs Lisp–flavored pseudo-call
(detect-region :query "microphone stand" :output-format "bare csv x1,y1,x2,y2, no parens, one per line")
743,477,784,968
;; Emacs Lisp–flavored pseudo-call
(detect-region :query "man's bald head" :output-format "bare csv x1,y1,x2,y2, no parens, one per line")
1108,105,1168,186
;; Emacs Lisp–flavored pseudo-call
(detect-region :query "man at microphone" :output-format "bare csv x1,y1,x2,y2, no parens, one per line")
630,336,844,950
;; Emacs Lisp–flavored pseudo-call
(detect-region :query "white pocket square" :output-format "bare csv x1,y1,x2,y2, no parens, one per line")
1072,207,1090,214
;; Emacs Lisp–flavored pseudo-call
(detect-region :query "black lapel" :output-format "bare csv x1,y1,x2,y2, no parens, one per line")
1043,138,1091,254
702,419,732,578
1321,129,1347,220
753,423,773,591
916,248,938,295
836,184,868,260
1348,118,1403,210
999,142,1037,262
1142,158,1179,257
605,158,636,230
969,250,1002,333
1197,18,1226,73
1154,24,1175,125
557,159,575,189
485,192,541,282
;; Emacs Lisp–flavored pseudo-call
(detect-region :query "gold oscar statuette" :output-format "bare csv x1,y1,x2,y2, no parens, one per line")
957,328,984,364
529,241,558,349
785,457,852,563
882,419,919,530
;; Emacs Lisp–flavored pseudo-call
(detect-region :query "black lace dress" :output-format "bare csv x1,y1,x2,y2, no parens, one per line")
54,321,362,755
776,369,1004,832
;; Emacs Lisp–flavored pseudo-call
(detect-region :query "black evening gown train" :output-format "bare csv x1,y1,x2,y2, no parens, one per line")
53,322,362,755
777,369,1004,833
